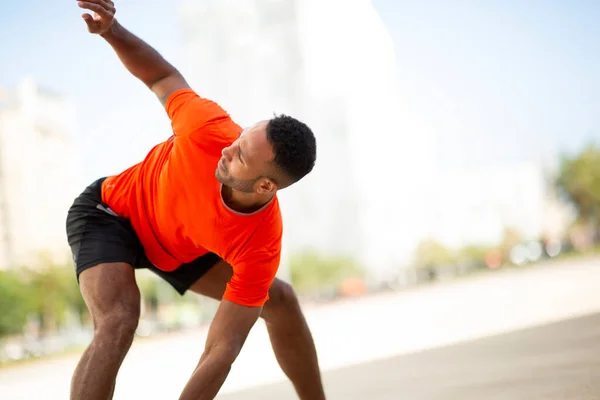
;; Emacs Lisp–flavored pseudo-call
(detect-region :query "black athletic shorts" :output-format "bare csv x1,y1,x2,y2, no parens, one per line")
65,177,222,295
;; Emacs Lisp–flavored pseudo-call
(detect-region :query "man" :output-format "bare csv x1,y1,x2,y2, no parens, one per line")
66,1,324,399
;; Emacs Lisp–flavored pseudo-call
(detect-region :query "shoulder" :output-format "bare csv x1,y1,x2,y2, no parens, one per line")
166,88,242,144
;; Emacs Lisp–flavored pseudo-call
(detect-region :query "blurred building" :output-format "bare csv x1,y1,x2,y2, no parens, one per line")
423,162,571,250
0,78,79,269
293,0,436,279
178,0,434,281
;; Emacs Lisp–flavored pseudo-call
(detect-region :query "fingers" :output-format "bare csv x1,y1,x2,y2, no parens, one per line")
81,14,98,33
81,13,97,29
77,0,114,8
77,1,115,19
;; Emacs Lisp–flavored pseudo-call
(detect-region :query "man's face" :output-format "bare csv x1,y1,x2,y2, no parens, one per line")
215,120,276,194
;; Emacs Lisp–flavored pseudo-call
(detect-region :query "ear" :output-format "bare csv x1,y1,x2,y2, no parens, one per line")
256,177,277,195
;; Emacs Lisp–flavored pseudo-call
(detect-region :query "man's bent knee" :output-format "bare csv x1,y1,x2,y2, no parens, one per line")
94,308,140,348
262,280,300,322
78,262,141,344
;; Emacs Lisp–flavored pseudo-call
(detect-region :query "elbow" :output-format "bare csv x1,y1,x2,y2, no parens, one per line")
147,68,180,89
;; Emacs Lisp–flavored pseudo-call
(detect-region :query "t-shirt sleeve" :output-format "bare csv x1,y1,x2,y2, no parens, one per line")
223,248,281,307
164,88,241,146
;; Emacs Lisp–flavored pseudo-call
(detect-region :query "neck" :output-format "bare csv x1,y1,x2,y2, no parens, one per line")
221,185,274,214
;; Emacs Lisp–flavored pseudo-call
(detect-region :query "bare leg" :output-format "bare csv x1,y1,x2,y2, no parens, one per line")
70,263,141,400
188,261,326,399
261,281,326,400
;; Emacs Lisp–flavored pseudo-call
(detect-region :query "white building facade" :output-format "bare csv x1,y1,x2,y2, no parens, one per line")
0,79,79,269
178,0,435,281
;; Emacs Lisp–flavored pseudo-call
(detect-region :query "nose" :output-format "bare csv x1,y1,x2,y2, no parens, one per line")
221,145,233,161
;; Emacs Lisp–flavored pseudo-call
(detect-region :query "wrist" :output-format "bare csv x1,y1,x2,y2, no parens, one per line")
100,19,120,40
178,352,232,400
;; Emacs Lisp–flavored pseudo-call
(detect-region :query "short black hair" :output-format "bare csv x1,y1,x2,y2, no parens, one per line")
266,114,317,187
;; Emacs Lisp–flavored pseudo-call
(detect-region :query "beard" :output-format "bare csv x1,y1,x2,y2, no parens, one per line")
215,167,259,193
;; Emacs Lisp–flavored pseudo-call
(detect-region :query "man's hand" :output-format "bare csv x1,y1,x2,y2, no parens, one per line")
77,0,116,35
77,0,188,104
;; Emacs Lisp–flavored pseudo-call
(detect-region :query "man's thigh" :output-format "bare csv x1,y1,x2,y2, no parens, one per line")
67,178,145,321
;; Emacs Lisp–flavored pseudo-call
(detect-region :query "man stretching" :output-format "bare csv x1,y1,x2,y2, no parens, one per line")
66,1,324,399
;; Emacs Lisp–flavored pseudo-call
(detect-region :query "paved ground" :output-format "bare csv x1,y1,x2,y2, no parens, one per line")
220,312,600,400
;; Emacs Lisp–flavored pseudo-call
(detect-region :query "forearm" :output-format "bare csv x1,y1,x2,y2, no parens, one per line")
178,349,236,400
100,20,178,87
178,300,259,399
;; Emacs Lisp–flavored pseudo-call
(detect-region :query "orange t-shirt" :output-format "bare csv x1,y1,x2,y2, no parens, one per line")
101,89,282,307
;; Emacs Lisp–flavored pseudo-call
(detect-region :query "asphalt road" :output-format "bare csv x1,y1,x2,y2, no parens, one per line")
219,312,600,400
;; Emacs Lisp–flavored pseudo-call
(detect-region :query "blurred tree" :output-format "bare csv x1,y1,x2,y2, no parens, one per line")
26,264,79,335
137,272,161,317
0,270,34,337
456,245,490,266
62,270,89,325
414,239,454,268
289,251,361,293
557,143,600,243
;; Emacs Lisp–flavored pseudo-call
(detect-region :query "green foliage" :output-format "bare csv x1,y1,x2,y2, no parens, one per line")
0,270,34,337
0,263,87,339
456,245,490,266
414,239,455,268
25,264,83,333
137,273,161,313
289,251,361,293
61,270,88,324
557,143,600,226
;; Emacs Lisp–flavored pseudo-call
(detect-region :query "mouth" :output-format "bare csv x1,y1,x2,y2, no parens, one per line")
218,159,226,172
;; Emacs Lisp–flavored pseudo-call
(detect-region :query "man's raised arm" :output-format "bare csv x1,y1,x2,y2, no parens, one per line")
77,0,188,104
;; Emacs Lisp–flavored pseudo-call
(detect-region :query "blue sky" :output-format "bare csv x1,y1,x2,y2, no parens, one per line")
1,0,599,183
